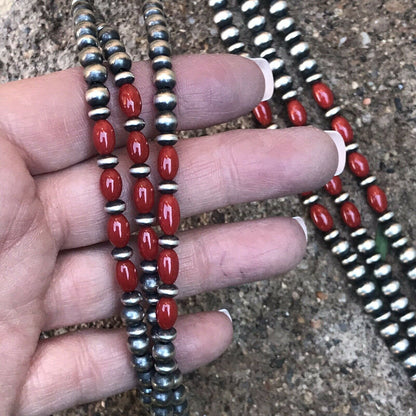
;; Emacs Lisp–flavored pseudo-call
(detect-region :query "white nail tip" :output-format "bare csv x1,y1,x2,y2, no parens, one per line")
218,309,233,323
249,57,274,102
324,130,346,176
292,216,308,242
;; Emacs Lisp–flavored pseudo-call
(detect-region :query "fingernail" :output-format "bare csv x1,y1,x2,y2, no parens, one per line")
325,130,346,176
292,216,308,242
218,309,233,323
248,57,274,101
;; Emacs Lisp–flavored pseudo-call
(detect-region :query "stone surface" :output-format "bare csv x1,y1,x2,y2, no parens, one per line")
1,0,416,415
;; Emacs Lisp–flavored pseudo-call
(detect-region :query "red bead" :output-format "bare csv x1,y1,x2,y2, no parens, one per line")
158,195,180,236
100,169,122,201
127,131,149,163
92,120,115,155
116,260,138,292
324,176,342,196
311,82,334,110
310,203,334,232
367,185,388,214
156,297,178,330
348,152,370,178
252,101,272,127
331,116,354,144
133,178,154,214
138,227,158,260
108,214,130,248
158,146,179,180
301,191,314,197
340,202,361,229
287,99,307,126
119,84,142,118
158,249,179,285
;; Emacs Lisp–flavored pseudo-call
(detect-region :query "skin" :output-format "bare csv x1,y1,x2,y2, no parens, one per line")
0,54,339,415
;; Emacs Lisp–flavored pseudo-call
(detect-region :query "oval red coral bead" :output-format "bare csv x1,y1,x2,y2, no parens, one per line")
367,185,388,214
116,260,138,292
324,176,343,196
340,201,361,229
252,101,272,127
311,82,334,110
158,146,179,180
92,120,115,155
133,178,154,214
287,99,307,126
138,227,158,260
119,84,142,118
348,152,370,178
156,297,178,330
108,214,130,248
127,131,149,164
158,249,179,285
331,116,354,144
158,195,180,236
100,168,122,201
310,203,334,232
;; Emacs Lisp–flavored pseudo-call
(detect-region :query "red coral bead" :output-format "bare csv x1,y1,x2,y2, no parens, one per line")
252,101,272,127
158,249,179,285
287,99,307,126
331,116,354,144
348,152,370,178
116,260,138,292
119,84,142,118
108,214,130,248
310,203,334,232
324,176,343,196
133,178,154,214
92,120,115,155
311,82,334,110
158,195,180,236
138,227,158,260
100,168,122,201
158,146,179,180
127,131,149,163
367,185,388,214
156,297,178,330
301,191,314,197
340,201,361,229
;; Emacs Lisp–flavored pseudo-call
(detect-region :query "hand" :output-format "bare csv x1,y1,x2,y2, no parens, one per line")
0,54,340,415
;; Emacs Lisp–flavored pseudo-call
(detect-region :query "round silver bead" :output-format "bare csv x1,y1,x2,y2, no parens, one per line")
323,229,340,243
155,112,178,133
346,265,366,281
148,24,170,42
331,240,350,257
281,90,297,101
137,370,153,387
305,73,323,84
381,280,400,297
79,46,103,67
208,0,226,9
365,253,381,265
274,75,293,92
132,354,153,373
147,305,157,324
213,10,233,28
171,369,183,389
108,51,132,74
158,181,178,194
345,142,359,153
152,55,172,70
97,154,118,169
75,21,97,38
77,34,98,51
124,118,145,132
374,311,391,323
269,0,288,17
135,213,156,226
400,311,415,323
173,401,189,415
285,30,302,45
384,223,402,239
154,91,177,111
399,247,416,264
228,42,246,54
341,253,358,267
112,246,133,261
324,106,342,119
275,16,295,35
158,284,179,298
390,296,408,313
407,265,416,280
253,31,273,50
149,40,171,59
298,58,318,77
247,15,266,33
145,13,167,28
392,237,408,249
98,26,120,45
154,68,176,90
88,106,110,120
152,391,173,407
121,291,143,306
141,260,157,274
155,359,178,374
302,194,319,205
403,354,416,371
147,293,159,306
151,372,175,392
156,133,178,146
172,385,187,405
379,323,399,339
121,306,145,324
128,335,150,355
104,199,126,214
357,238,376,254
153,342,175,361
73,10,96,26
289,42,309,60
83,64,107,85
220,26,240,46
152,327,177,343
141,274,159,294
363,298,383,314
377,211,394,224
114,71,135,86
159,235,179,249
407,323,416,338
355,281,376,297
334,192,349,205
390,338,410,356
260,47,276,60
350,227,367,239
129,163,151,178
269,58,285,75
241,0,260,16
103,39,126,59
267,123,279,130
143,6,164,19
359,175,377,188
85,85,110,107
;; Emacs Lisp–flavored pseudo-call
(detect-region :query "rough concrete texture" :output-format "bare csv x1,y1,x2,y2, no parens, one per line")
1,0,416,415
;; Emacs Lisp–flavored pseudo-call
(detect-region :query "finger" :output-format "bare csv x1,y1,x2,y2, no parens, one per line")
43,217,306,330
37,126,337,249
0,54,266,175
17,311,232,416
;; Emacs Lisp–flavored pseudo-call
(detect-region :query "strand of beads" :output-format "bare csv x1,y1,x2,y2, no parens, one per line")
143,1,189,415
266,0,416,283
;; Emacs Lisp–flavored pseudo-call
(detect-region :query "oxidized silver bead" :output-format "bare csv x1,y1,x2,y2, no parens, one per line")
149,40,171,59
155,112,178,133
400,311,415,323
269,58,285,75
147,306,157,324
128,335,150,355
124,118,146,132
135,213,156,226
355,281,376,297
152,55,172,71
148,24,170,42
158,284,179,297
171,369,183,388
407,265,416,280
365,253,381,265
208,0,227,9
97,154,118,169
137,370,153,387
374,311,391,323
85,85,110,107
102,39,126,59
392,237,408,249
324,229,340,243
98,26,120,45
379,323,399,339
132,354,153,373
88,106,110,120
114,71,135,86
79,46,103,67
152,372,175,392
274,75,293,92
141,260,157,274
152,327,177,343
104,199,126,214
145,13,167,28
350,227,367,239
147,293,160,306
331,240,350,257
359,175,377,188
141,274,160,293
289,42,309,60
173,401,189,415
247,15,266,33
121,306,145,324
153,342,175,361
77,34,98,51
334,192,349,205
112,246,133,261
159,235,179,249
403,354,416,371
324,106,341,119
220,26,240,46
172,385,187,405
357,238,376,255
253,31,273,50
275,16,295,35
241,0,260,16
83,64,107,85
228,42,246,54
144,7,164,20
158,181,178,194
74,8,95,25
75,21,97,38
346,265,366,281
378,211,394,224
407,323,416,338
363,298,383,314
305,73,323,84
155,359,178,374
381,280,401,297
390,338,410,356
152,390,173,406
130,163,151,178
390,296,409,313
269,0,288,18
341,253,358,267
373,263,392,280
399,247,416,264
384,223,402,239
108,52,132,74
298,58,318,78
121,291,143,307
213,10,233,28
154,68,176,90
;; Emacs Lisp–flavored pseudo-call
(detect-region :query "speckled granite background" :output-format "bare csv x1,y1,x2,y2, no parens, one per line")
1,0,416,415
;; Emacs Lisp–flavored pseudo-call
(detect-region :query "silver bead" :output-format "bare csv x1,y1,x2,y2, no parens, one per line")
156,133,178,146
267,124,279,129
103,39,126,59
346,265,366,281
132,354,153,372
148,24,170,42
365,253,381,265
213,10,233,28
121,291,143,306
104,199,126,214
83,64,107,85
289,42,309,60
407,323,416,338
355,281,376,297
152,390,173,406
334,192,349,205
121,306,145,324
151,372,175,392
88,106,110,120
113,71,135,87
79,46,103,67
253,31,273,50
143,6,164,19
260,47,276,60
145,13,167,28
407,265,416,280
128,335,150,356
269,1,288,17
323,229,339,243
129,163,151,178
228,42,246,54
390,296,408,313
305,73,323,84
247,15,266,33
135,213,156,226
359,175,377,188
241,0,260,16
141,274,159,293
147,305,157,324
341,253,358,267
377,210,394,223
124,118,145,132
172,385,187,405
152,327,177,343
154,91,177,111
331,240,350,257
400,311,415,323
399,247,416,264
302,194,319,205
112,246,133,261
324,106,342,119
159,235,179,249
363,298,383,314
155,112,177,133
98,26,120,45
77,34,98,51
147,294,160,306
173,401,189,415
274,75,293,92
298,58,318,77
149,40,171,59
220,26,240,46
141,260,157,274
155,359,178,374
75,21,97,38
374,311,391,323
382,279,400,297
384,223,402,239
154,68,176,90
373,263,392,280
281,90,297,101
85,85,109,107
153,342,175,361
285,30,301,45
171,369,183,388
137,370,153,387
275,16,295,35
268,58,285,75
357,238,376,254
97,154,118,169
158,181,178,194
390,338,410,356
152,55,172,70
108,51,132,74
350,227,367,239
345,142,359,153
158,284,179,297
379,323,399,339
392,237,408,249
403,354,416,371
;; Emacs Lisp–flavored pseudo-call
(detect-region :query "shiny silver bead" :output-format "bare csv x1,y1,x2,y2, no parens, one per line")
331,240,350,257
75,21,97,38
155,359,178,374
98,26,120,45
407,265,416,280
154,91,177,113
392,237,408,249
108,52,132,74
346,265,366,281
155,112,178,133
152,55,172,70
254,31,273,50
390,296,408,313
357,238,376,255
289,42,309,60
399,247,416,264
356,281,376,297
148,24,170,42
152,391,173,407
153,342,175,361
305,73,323,84
381,280,400,297
228,42,246,54
121,306,145,324
156,133,178,146
220,26,240,46
324,106,342,119
350,227,367,239
213,10,233,28
275,16,295,35
85,85,110,107
149,40,171,59
267,123,279,129
345,143,359,153
390,338,410,356
359,175,377,188
171,369,183,388
129,163,151,178
83,64,107,85
302,194,319,206
334,192,349,205
147,293,160,306
158,181,178,194
97,154,118,169
373,263,392,280
154,69,176,90
147,305,157,324
341,253,358,266
71,0,93,12
384,223,402,239
374,311,391,323
365,253,381,265
143,6,164,19
79,46,103,67
103,39,126,59
152,327,177,343
141,274,159,293
241,0,260,16
124,118,146,132
112,246,133,261
379,323,399,339
363,298,383,314
281,90,297,101
260,47,276,60
158,284,179,297
128,335,150,355
104,199,126,214
269,0,288,17
274,75,293,92
378,211,394,224
135,213,156,226
400,311,415,323
141,260,157,274
77,34,98,51
285,30,302,45
247,16,266,33
172,385,187,405
114,71,135,87
407,323,416,338
268,58,285,75
121,291,143,306
298,58,318,77
145,13,167,28
403,354,416,371
324,229,340,243
159,235,179,249
132,354,153,373
173,401,189,416
151,372,175,392
137,370,153,389
88,106,110,120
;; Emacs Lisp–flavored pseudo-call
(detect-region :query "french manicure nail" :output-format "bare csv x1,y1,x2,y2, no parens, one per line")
218,309,233,323
325,130,346,176
292,216,308,242
249,57,274,102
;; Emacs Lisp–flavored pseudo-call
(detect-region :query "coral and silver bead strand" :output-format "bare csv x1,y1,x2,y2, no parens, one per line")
209,0,274,128
143,2,189,415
